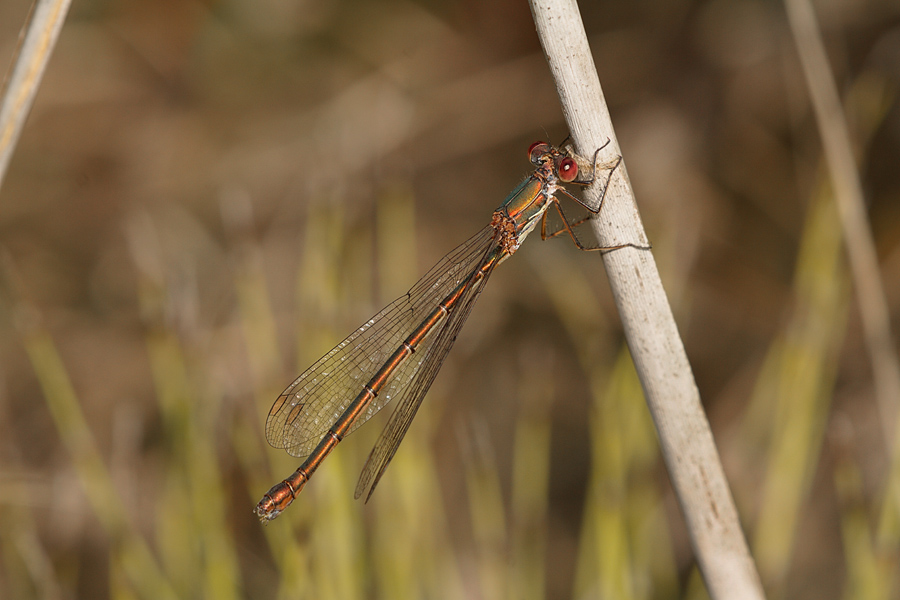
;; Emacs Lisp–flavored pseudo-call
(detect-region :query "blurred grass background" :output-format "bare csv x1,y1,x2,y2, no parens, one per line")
1,0,899,598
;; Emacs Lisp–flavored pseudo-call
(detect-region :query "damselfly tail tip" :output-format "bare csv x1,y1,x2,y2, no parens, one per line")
253,500,281,523
254,475,307,522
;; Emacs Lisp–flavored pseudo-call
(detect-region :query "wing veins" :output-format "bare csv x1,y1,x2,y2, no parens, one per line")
354,238,500,500
264,226,496,458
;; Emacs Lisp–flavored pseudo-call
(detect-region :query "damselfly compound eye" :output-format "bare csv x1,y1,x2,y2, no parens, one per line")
528,142,551,165
558,157,578,182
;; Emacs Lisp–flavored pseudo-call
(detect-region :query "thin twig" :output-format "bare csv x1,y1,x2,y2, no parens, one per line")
0,0,73,192
784,0,900,528
527,1,766,598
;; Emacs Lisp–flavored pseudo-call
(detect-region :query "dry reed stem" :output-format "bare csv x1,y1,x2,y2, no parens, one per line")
0,0,73,191
528,1,766,598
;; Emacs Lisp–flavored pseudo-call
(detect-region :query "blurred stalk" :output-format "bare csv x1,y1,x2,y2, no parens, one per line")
221,191,283,395
750,177,849,590
296,200,347,365
221,193,325,597
614,350,679,600
263,197,374,600
785,0,900,531
147,304,240,599
371,181,465,600
219,191,304,577
576,348,678,600
0,0,72,191
0,363,62,599
126,213,240,600
143,315,241,600
748,71,894,591
786,0,900,437
309,455,366,600
461,421,507,600
0,421,63,599
577,349,637,600
0,508,62,600
2,253,178,600
376,181,418,302
509,346,553,600
833,451,893,599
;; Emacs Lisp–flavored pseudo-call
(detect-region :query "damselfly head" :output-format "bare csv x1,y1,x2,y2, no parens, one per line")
527,141,579,183
528,141,552,166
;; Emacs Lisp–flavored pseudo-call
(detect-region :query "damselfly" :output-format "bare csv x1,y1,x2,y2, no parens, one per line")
255,140,640,521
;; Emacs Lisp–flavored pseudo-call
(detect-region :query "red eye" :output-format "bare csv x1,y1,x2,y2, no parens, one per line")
558,157,578,182
528,142,551,165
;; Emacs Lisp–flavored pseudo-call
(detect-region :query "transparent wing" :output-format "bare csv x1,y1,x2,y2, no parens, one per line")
265,225,497,458
354,244,499,501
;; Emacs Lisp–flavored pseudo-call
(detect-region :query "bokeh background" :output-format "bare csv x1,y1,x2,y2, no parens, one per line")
1,0,899,598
